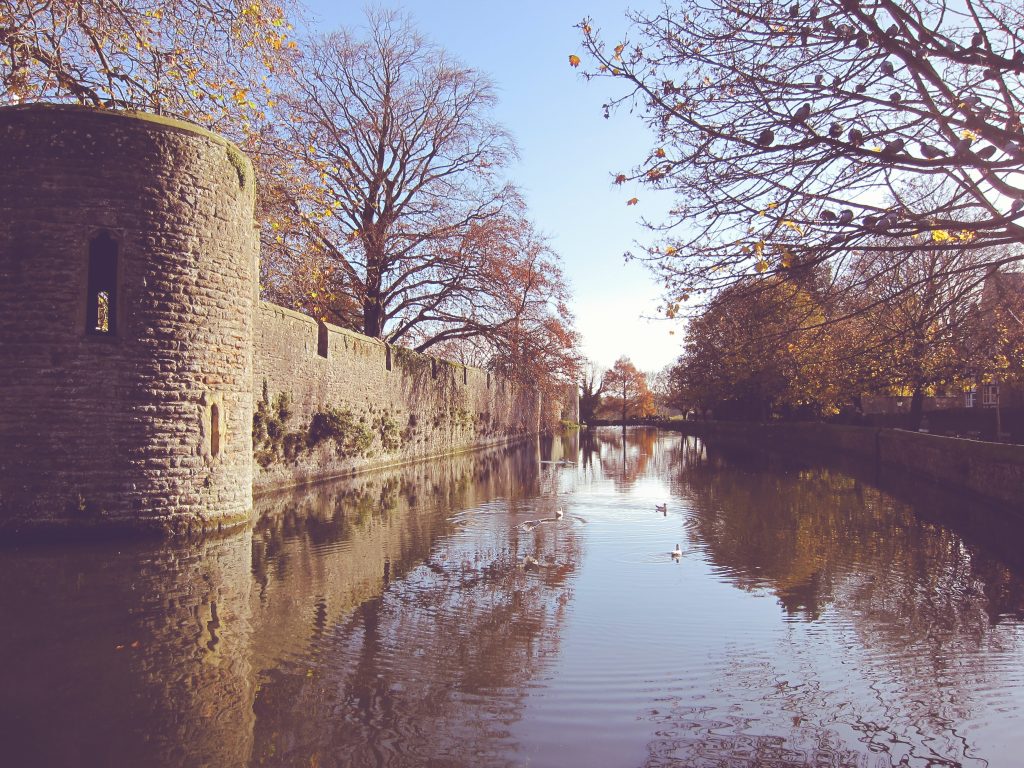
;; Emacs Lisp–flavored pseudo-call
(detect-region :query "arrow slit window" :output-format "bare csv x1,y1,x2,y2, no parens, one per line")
86,232,118,335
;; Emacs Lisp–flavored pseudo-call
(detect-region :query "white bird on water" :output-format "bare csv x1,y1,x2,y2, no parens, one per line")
555,507,564,519
672,544,682,559
655,503,668,513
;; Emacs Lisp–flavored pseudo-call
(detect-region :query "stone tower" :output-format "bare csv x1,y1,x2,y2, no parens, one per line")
0,105,257,534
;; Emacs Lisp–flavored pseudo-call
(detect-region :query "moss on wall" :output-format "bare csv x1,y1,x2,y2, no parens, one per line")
253,381,409,468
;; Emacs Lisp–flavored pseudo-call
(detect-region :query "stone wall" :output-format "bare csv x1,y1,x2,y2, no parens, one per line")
0,104,546,535
252,302,540,494
671,421,1024,513
0,105,257,535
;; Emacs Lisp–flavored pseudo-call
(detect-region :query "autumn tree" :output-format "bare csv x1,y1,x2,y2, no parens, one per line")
969,269,1024,404
601,356,656,422
673,276,843,420
263,11,529,347
836,238,988,426
579,0,1024,313
0,0,298,134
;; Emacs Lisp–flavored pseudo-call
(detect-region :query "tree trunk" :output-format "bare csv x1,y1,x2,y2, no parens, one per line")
909,386,924,430
363,299,382,338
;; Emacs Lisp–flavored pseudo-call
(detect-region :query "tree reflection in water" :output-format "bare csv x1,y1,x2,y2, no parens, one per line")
247,441,582,767
644,433,1024,768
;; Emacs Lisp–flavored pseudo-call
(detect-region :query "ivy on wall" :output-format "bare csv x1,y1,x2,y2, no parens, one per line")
252,381,405,468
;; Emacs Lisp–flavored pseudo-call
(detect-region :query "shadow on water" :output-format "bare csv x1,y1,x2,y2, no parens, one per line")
0,440,585,768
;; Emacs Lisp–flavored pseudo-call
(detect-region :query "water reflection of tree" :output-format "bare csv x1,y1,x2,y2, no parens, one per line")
247,442,581,767
581,426,659,490
665,442,1024,767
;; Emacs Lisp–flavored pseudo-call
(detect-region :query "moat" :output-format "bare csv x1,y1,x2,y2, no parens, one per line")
3,427,1024,767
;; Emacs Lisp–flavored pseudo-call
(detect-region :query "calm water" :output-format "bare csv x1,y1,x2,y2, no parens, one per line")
3,428,1024,767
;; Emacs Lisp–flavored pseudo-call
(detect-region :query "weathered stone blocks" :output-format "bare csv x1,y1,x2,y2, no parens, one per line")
0,105,257,534
0,104,544,536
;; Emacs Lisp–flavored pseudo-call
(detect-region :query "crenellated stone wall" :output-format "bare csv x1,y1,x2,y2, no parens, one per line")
0,104,547,536
252,302,540,494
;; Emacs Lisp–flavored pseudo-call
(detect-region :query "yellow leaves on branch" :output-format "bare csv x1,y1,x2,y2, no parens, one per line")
930,229,976,243
569,55,581,68
626,197,639,206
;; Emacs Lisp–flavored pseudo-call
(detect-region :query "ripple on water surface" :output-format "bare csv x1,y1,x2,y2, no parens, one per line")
2,430,1024,767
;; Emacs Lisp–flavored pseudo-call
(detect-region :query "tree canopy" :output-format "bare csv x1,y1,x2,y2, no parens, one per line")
579,0,1024,313
601,356,656,421
258,11,578,391
1,0,298,133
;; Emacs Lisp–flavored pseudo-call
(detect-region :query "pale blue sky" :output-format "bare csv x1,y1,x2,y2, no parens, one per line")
303,0,680,373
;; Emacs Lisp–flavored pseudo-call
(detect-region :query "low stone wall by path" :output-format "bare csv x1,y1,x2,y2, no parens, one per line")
662,421,1024,513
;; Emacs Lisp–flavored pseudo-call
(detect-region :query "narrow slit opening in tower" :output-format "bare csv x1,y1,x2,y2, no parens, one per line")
211,403,221,458
86,232,118,335
317,321,329,358
385,345,393,371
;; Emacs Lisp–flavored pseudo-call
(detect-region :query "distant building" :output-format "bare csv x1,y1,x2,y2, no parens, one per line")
965,270,1024,410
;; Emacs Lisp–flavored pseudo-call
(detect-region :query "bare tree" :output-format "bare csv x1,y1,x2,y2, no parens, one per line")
263,10,545,350
579,0,1024,313
579,362,606,422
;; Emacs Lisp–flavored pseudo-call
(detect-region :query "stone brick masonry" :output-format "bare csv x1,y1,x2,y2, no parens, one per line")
0,105,541,536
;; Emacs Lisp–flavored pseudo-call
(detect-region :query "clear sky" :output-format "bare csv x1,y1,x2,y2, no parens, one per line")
302,0,681,374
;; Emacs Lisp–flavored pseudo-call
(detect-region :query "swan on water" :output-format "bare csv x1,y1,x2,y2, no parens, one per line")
672,544,681,559
655,503,668,513
555,507,564,519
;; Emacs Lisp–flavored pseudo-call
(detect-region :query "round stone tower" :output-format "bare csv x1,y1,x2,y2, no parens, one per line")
0,105,257,535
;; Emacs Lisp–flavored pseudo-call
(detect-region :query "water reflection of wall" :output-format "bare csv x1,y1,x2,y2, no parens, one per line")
0,534,256,767
246,440,581,766
0,441,573,767
248,443,540,670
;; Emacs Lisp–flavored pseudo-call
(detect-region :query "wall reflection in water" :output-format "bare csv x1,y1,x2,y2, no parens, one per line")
0,439,582,767
246,440,581,767
4,428,1024,768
